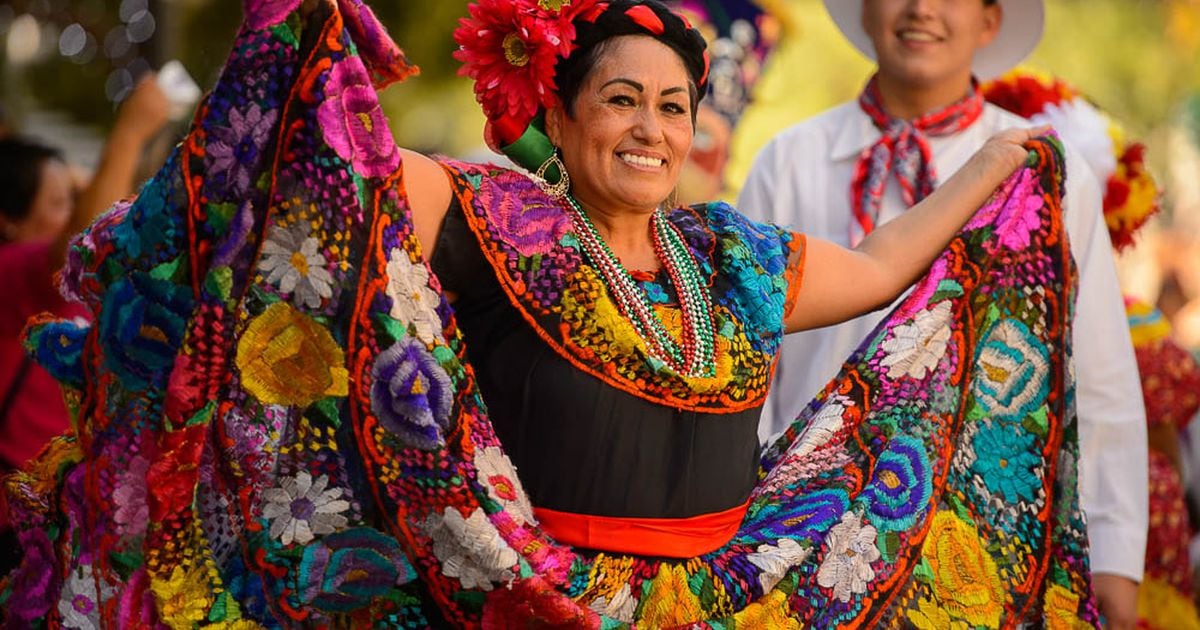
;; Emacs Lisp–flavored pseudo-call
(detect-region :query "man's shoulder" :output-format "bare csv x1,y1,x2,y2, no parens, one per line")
768,102,859,145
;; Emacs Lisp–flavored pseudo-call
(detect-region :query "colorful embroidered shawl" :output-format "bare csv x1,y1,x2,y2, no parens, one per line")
1,0,1096,627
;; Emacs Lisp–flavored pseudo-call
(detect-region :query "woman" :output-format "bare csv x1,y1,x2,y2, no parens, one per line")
2,0,1092,627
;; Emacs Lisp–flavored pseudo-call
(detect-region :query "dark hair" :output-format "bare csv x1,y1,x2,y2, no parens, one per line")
554,0,708,120
0,137,64,224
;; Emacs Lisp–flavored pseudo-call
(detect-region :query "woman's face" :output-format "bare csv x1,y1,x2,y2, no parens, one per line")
546,35,694,216
3,159,73,243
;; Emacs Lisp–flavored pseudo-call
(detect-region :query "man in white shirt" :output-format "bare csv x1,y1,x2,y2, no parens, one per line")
739,1,1148,626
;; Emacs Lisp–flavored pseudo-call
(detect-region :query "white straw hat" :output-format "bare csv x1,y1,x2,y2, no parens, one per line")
822,0,1044,80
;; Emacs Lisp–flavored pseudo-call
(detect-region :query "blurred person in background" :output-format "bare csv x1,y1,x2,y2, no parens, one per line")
1125,300,1200,629
739,0,1148,626
0,75,169,575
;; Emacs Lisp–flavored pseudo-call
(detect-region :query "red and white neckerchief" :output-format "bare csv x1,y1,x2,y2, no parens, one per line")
849,76,984,247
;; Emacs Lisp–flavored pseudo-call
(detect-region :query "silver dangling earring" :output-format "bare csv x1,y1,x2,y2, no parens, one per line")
535,149,571,199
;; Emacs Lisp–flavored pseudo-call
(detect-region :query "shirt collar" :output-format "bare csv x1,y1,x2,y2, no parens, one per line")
829,106,881,162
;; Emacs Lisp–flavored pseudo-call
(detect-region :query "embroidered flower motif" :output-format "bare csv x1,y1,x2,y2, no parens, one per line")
483,577,600,628
731,589,801,629
113,455,151,537
789,395,851,459
816,512,880,602
206,102,278,196
258,221,335,309
298,527,417,612
262,471,351,546
1043,582,1085,630
421,507,519,591
970,422,1043,502
317,58,400,178
747,537,813,594
907,597,969,630
99,273,194,388
384,247,443,346
476,177,571,257
924,510,1007,627
243,0,301,30
6,529,60,623
453,0,571,133
474,446,535,525
880,300,953,380
587,584,637,623
235,302,349,407
58,565,101,630
638,564,705,628
371,337,455,450
859,436,933,533
973,318,1049,422
150,564,214,629
993,173,1045,251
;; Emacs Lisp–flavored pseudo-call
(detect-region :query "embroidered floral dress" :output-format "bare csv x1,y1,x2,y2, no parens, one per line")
1,0,1097,627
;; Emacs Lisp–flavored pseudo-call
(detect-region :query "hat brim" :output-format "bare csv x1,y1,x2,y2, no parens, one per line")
822,0,1044,80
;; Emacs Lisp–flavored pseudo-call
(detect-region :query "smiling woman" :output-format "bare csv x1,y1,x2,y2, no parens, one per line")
1,0,1097,627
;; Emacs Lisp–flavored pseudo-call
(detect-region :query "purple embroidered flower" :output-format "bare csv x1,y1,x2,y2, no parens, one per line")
478,176,571,257
370,337,454,449
7,528,61,623
243,0,301,30
206,102,278,196
317,59,400,179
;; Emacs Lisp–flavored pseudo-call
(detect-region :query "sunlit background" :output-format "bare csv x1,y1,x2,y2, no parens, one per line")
3,0,1199,342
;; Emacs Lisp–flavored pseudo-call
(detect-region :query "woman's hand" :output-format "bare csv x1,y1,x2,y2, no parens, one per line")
964,125,1052,184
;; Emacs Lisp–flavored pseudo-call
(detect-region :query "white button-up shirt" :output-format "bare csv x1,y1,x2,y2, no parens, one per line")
738,101,1149,580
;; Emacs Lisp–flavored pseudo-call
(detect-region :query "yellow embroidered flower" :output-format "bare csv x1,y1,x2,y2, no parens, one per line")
907,596,969,630
151,564,215,630
639,564,704,628
235,302,349,406
923,510,1006,627
732,589,800,629
1044,582,1092,630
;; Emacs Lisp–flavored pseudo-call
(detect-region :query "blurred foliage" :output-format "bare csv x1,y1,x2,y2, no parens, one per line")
3,0,1199,172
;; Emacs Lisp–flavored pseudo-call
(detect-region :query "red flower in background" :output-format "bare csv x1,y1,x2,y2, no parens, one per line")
981,71,1077,120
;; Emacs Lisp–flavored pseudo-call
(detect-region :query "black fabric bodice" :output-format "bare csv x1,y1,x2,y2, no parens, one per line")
431,199,761,518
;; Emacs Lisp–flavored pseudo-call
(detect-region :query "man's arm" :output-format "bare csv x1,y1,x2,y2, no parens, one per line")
1062,143,1148,629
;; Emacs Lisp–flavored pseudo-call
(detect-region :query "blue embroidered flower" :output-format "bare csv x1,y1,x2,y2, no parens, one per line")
970,423,1042,502
972,318,1049,423
99,273,194,388
859,436,933,533
24,318,89,388
738,489,849,546
371,337,454,449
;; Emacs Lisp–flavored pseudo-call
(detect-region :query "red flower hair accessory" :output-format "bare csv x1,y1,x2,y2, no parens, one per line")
453,0,604,148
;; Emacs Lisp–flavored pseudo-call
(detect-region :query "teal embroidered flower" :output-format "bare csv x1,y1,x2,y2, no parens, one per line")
970,423,1042,502
972,318,1049,423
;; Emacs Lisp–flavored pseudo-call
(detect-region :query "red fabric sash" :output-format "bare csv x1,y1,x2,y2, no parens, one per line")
850,75,984,246
534,498,751,558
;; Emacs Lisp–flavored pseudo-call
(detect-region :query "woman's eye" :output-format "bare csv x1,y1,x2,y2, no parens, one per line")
663,103,686,115
609,95,635,106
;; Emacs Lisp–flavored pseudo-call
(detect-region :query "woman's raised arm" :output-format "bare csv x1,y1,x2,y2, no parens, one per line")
784,126,1046,333
399,149,454,262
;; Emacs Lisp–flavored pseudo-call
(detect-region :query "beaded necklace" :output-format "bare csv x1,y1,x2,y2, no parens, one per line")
565,196,716,378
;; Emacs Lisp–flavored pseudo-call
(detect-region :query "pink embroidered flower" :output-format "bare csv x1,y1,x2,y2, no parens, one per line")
113,455,151,536
243,0,301,30
317,58,401,179
453,0,569,133
994,175,1044,251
